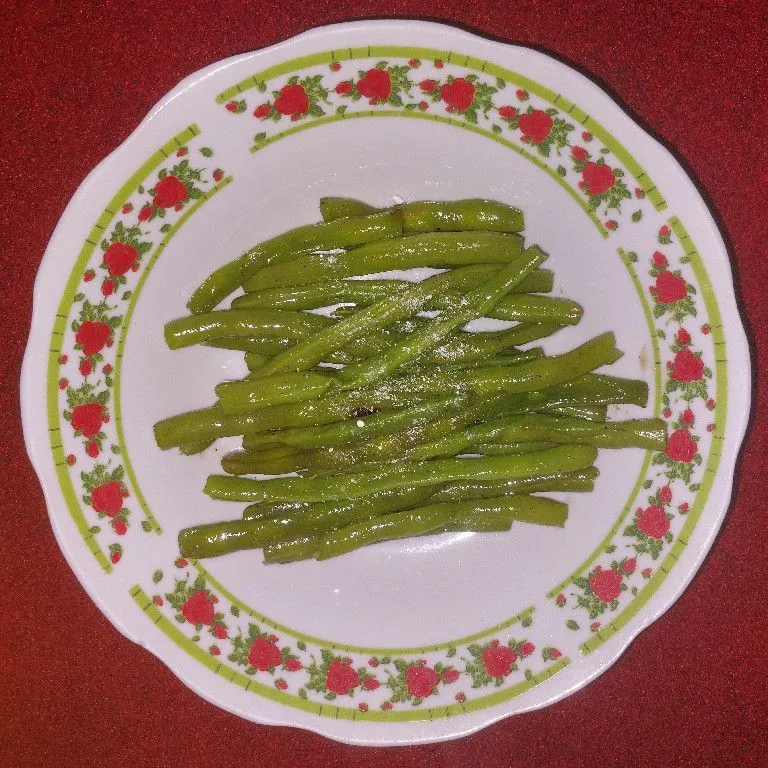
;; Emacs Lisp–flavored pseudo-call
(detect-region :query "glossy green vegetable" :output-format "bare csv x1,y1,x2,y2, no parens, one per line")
187,211,405,314
314,495,566,560
319,198,525,234
337,245,547,389
242,231,524,292
204,445,598,503
231,268,555,311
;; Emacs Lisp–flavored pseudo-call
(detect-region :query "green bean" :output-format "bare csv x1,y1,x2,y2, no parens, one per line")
181,486,435,558
473,441,558,455
164,309,332,350
319,197,378,220
338,245,547,389
252,265,507,377
319,198,524,234
555,373,648,408
242,395,467,451
263,537,318,563
188,211,405,314
216,331,619,412
232,268,555,311
428,468,600,501
221,449,304,476
543,403,607,421
492,415,667,450
314,495,566,560
179,440,214,455
242,231,524,292
204,445,598,503
240,323,561,369
154,384,437,449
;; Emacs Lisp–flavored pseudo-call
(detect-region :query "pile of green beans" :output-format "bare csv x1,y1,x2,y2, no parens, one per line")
156,198,665,563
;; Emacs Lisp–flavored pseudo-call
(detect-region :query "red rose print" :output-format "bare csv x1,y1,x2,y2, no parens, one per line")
518,110,553,144
284,657,302,672
440,78,475,111
153,175,188,208
329,61,342,71
113,518,127,535
654,270,688,303
85,441,100,458
101,279,115,296
358,702,368,711
581,162,616,195
181,590,215,625
621,557,637,575
335,81,353,95
702,324,711,335
76,321,111,355
248,635,282,671
515,88,527,100
659,485,673,503
582,131,592,141
176,147,187,157
325,659,359,695
482,643,517,677
408,58,419,67
210,646,221,656
659,225,671,237
519,642,535,657
83,269,95,282
672,349,704,381
679,502,689,513
59,378,68,390
556,593,566,607
441,668,460,683
253,103,272,118
357,68,391,101
175,557,188,567
91,480,123,516
677,328,691,345
58,354,68,364
571,146,588,162
498,105,517,119
682,409,695,425
138,204,153,222
434,59,444,68
225,101,238,112
70,402,104,437
418,100,428,111
66,454,76,465
589,568,623,602
382,701,393,710
419,79,438,93
653,251,668,268
79,358,92,377
362,676,381,691
153,595,163,606
637,505,670,539
707,398,715,409
663,407,672,418
405,663,440,698
605,220,618,231
665,429,697,462
549,648,563,659
273,84,309,116
455,692,466,702
212,624,228,640
110,550,121,564
121,203,132,214
642,567,653,578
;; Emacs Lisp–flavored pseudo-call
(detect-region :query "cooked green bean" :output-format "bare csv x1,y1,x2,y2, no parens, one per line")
254,265,507,377
180,486,434,558
179,440,214,455
165,309,332,350
314,495,566,560
241,323,561,369
543,403,608,421
319,197,378,220
232,268,554,311
319,198,525,234
216,332,621,412
242,231,524,292
242,394,467,451
204,445,598,503
338,245,547,389
188,211,405,314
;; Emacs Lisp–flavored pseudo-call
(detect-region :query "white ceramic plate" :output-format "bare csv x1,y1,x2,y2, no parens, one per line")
21,20,750,745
